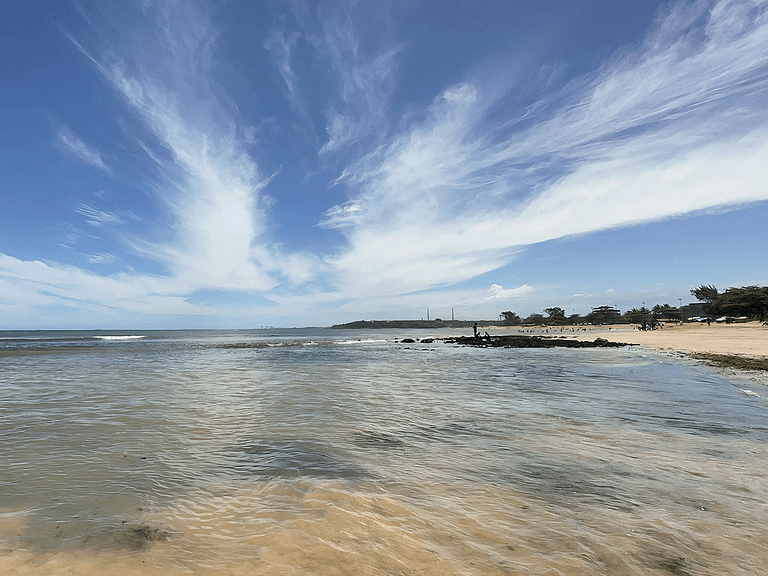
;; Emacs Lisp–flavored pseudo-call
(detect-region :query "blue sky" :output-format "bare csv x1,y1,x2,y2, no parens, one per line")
1,0,767,329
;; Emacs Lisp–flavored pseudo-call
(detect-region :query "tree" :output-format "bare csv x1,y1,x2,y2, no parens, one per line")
652,304,678,321
523,313,546,325
690,284,719,303
710,286,768,320
568,313,584,325
543,307,566,325
586,306,621,325
625,307,652,324
500,311,521,326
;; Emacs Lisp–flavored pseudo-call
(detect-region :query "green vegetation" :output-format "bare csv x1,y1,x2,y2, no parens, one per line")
500,311,521,325
515,305,622,326
690,284,720,304
690,284,768,321
652,304,680,321
587,306,622,325
624,307,653,325
333,284,768,331
506,284,768,327
543,307,567,324
523,313,546,325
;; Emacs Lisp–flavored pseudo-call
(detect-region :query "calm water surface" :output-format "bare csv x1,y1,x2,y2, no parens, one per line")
1,329,767,575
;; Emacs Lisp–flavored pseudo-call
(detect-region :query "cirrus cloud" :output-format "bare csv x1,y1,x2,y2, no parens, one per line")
56,127,111,174
323,0,768,302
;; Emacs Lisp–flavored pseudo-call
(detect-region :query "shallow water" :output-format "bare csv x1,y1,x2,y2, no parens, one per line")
1,329,767,575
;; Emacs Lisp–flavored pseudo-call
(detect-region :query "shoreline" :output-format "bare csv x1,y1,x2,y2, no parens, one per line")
562,321,768,374
408,322,768,376
448,322,768,377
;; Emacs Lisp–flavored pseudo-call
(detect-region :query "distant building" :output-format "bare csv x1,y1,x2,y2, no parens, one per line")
681,302,707,321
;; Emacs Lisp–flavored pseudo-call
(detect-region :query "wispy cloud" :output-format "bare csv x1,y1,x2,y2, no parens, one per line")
5,0,767,327
70,0,315,292
314,15,398,156
87,252,116,264
56,127,111,174
0,253,202,318
75,203,124,228
323,0,768,300
265,3,399,157
263,28,311,128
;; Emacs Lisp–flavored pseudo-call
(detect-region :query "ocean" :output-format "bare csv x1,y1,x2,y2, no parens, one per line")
1,328,767,575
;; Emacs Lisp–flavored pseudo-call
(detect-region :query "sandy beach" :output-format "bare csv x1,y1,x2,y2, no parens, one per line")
567,321,768,357
479,321,768,374
494,321,768,381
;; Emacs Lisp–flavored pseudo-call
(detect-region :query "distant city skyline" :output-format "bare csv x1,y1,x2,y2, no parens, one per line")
2,0,767,329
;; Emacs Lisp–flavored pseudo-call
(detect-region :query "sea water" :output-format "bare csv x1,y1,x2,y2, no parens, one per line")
1,328,767,575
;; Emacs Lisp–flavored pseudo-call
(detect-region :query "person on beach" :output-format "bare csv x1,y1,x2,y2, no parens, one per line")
473,323,478,338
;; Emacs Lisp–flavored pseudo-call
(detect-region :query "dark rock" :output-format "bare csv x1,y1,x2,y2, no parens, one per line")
443,334,635,349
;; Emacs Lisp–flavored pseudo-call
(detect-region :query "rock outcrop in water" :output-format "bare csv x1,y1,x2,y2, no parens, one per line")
442,335,634,348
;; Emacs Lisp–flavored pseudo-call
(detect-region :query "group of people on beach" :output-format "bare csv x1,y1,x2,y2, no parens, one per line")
473,323,492,341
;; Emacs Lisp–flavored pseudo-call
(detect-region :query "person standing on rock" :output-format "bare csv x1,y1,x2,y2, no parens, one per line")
473,323,478,338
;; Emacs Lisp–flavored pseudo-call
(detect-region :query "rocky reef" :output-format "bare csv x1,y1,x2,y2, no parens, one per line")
440,335,634,348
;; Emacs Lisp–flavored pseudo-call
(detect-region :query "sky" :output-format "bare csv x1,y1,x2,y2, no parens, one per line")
1,0,767,329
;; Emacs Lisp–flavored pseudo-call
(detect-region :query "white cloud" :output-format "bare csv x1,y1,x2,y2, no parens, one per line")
263,9,398,156
320,201,362,228
322,0,768,302
75,204,124,228
0,253,203,318
263,28,310,126
316,14,397,155
485,284,535,300
87,252,116,264
70,0,318,293
56,127,111,174
2,0,330,327
8,0,768,327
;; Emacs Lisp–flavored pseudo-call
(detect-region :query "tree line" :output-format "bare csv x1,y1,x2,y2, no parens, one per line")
689,284,768,321
498,284,768,326
499,306,628,326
